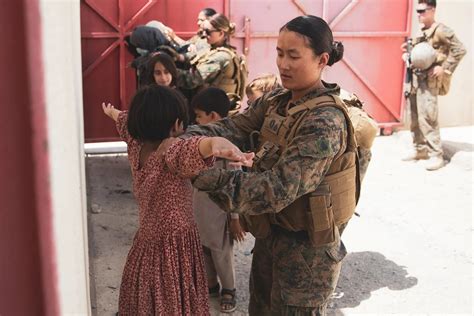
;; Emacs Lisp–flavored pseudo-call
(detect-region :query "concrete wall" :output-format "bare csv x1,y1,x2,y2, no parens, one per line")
39,0,90,314
410,0,473,127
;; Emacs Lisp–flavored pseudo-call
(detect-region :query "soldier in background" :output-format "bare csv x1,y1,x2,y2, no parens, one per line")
184,15,358,315
166,8,216,60
178,14,247,111
402,0,466,171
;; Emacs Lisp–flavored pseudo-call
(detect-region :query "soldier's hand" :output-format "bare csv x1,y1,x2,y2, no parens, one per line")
208,137,254,167
429,65,444,78
187,44,197,54
400,42,408,52
230,218,246,242
166,27,176,40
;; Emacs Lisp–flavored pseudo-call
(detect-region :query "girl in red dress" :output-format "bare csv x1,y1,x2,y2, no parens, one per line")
102,85,253,315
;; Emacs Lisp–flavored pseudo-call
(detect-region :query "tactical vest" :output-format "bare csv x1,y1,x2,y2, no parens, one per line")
414,23,451,95
192,46,247,104
241,94,360,247
339,89,378,150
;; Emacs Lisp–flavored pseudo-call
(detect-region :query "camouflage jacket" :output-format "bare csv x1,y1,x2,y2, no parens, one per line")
415,22,466,74
183,35,210,60
187,83,349,216
179,45,235,90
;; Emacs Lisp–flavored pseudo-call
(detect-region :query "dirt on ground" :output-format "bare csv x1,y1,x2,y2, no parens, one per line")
86,127,473,315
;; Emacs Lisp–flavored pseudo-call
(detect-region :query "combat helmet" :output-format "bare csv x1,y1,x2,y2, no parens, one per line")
410,42,437,70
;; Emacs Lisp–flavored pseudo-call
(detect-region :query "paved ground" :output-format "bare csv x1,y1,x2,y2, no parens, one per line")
86,126,473,315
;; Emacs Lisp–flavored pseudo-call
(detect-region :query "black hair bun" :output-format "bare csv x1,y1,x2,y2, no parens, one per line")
328,41,344,66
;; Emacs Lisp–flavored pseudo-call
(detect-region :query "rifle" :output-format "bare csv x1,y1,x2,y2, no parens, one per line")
404,38,413,98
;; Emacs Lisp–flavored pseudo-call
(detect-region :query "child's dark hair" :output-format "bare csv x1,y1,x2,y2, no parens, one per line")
142,52,178,87
127,85,189,141
191,87,231,118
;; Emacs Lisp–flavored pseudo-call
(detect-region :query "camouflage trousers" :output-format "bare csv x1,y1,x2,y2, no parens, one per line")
248,227,347,315
409,76,443,157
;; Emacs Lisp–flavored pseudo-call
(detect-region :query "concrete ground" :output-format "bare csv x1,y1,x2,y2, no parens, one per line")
86,126,473,315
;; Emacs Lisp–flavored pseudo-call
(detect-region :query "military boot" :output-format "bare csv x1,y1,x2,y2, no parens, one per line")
425,156,445,171
401,150,429,161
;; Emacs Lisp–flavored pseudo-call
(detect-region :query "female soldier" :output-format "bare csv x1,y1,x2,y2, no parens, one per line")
167,7,215,59
179,14,243,108
184,15,358,315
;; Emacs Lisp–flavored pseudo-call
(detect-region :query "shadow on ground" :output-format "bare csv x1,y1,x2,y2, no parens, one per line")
86,155,419,315
442,141,474,161
328,251,418,315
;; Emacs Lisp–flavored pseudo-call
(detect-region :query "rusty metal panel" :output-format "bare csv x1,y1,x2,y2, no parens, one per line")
81,0,411,141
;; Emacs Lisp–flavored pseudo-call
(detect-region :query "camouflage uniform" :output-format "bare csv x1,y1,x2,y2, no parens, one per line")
183,34,210,60
409,23,466,158
178,45,237,91
187,83,350,315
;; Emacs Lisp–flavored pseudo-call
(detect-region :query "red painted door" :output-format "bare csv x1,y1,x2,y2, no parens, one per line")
81,0,411,141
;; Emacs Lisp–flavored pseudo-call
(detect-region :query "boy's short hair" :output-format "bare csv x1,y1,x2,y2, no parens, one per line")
127,85,189,142
418,0,436,7
245,73,281,95
191,87,231,118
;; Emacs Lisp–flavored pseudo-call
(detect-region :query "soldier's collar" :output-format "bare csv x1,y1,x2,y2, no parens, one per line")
267,81,340,103
292,81,340,106
422,22,440,38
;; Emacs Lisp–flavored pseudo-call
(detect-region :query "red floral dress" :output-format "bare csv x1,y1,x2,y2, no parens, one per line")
116,112,210,315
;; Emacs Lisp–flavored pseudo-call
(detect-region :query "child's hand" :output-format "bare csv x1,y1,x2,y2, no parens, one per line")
102,102,114,116
208,137,254,167
102,102,121,122
229,218,246,242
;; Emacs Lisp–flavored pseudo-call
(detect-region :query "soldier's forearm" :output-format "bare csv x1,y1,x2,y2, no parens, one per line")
192,155,333,215
443,48,467,73
441,31,467,73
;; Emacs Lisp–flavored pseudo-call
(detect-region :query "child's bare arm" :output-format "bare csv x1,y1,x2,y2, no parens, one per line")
102,102,121,122
198,137,254,167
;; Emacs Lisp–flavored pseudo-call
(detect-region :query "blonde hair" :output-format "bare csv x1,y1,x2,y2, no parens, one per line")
209,14,236,44
246,73,281,95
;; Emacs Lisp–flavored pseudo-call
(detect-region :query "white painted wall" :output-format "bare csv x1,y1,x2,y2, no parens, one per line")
410,0,473,127
39,0,90,314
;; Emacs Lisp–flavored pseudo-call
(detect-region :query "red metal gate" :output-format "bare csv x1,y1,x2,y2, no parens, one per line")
81,0,411,141
231,0,412,132
81,0,227,141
